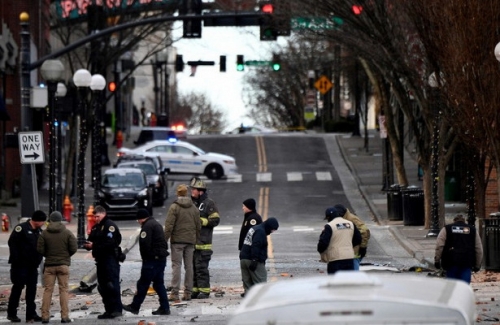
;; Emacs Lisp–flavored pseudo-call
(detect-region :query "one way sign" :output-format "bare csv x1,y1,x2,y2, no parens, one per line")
18,131,45,164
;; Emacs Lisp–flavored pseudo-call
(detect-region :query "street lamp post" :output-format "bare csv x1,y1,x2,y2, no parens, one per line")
55,82,67,213
73,69,92,247
40,59,64,214
90,74,106,206
427,72,441,237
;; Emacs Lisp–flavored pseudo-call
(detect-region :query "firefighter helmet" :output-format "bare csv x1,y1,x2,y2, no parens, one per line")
189,177,206,190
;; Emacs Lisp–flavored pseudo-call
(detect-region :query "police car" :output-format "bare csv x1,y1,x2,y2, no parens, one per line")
117,140,238,180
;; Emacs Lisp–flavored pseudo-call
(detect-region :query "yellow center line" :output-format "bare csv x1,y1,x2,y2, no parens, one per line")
256,136,267,172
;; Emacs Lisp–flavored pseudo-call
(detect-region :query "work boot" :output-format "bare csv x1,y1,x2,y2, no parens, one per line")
191,292,199,299
182,292,192,301
152,307,171,315
168,292,180,301
197,292,210,299
123,304,139,315
7,315,21,323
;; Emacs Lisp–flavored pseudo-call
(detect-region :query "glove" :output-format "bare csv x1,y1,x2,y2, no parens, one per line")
473,266,480,273
249,260,258,272
434,261,441,270
358,247,367,258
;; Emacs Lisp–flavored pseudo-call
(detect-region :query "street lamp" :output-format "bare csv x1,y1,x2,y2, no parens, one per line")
90,74,106,206
40,59,64,214
73,68,91,248
55,82,67,213
427,72,441,237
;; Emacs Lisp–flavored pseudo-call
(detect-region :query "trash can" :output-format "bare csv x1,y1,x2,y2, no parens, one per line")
387,184,405,221
482,213,500,270
402,186,424,226
444,172,460,201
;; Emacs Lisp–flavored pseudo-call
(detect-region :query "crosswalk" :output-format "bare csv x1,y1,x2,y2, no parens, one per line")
214,226,318,235
214,171,333,183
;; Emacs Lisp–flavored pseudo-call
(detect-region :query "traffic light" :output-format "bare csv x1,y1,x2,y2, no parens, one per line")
175,55,184,72
271,54,281,71
220,55,226,72
236,55,244,71
260,2,277,41
180,0,202,38
352,5,363,15
108,81,117,92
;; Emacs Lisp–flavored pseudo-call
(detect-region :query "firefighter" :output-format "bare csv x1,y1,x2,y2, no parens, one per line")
189,177,220,299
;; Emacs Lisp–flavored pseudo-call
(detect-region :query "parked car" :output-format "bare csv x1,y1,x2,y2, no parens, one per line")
115,159,168,206
118,140,238,179
98,168,153,218
134,126,187,146
228,124,278,134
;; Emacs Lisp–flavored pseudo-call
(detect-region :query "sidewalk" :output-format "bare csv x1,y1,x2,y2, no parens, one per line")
337,132,468,265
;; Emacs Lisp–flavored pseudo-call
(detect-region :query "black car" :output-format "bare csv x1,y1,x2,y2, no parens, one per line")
115,160,168,206
98,168,153,218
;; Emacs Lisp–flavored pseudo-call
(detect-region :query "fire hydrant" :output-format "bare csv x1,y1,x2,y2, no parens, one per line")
86,205,95,235
62,196,73,223
116,130,123,149
2,213,9,232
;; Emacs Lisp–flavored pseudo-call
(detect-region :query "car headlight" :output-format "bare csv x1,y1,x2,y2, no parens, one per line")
223,160,235,165
138,188,148,197
98,191,106,198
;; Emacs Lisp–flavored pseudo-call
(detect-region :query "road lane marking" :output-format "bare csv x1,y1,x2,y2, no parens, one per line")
287,172,303,181
316,171,332,181
256,136,267,172
256,172,272,182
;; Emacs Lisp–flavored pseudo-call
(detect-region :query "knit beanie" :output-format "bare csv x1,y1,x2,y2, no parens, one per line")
243,198,256,211
136,208,150,220
177,184,188,197
31,210,47,222
334,204,347,217
49,211,63,222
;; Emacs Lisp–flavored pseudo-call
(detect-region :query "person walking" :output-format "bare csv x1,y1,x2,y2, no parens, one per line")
164,184,201,302
239,217,279,297
83,206,123,319
334,204,370,270
434,214,483,284
238,198,262,251
37,211,77,323
317,207,361,274
189,177,220,299
7,210,47,323
123,209,170,316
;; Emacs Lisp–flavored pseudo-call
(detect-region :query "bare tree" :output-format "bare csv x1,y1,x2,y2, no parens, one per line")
177,92,227,134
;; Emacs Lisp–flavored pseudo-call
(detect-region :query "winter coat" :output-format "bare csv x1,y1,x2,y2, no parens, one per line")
192,193,220,250
37,221,77,266
238,210,263,251
87,216,122,261
139,217,169,261
317,217,361,263
343,209,370,256
164,196,201,245
8,221,43,268
240,218,279,262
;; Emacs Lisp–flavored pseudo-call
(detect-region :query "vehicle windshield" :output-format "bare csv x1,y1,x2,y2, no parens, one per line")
102,173,145,188
119,163,156,175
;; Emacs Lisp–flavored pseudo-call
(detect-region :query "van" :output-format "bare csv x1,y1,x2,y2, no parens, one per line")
228,272,476,325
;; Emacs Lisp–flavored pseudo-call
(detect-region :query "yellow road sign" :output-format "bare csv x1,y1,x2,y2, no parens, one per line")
314,75,333,95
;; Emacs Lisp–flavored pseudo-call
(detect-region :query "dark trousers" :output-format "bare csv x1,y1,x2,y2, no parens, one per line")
96,258,122,314
446,266,472,284
8,266,39,318
131,260,170,311
192,249,212,294
327,259,355,274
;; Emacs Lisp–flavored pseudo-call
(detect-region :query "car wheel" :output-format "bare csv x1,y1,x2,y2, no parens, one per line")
205,164,223,180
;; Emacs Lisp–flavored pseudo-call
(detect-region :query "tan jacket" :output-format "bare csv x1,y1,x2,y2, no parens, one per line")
343,209,370,257
320,217,356,263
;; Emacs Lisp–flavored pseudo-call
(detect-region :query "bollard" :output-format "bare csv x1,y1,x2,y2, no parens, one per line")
2,213,9,232
86,205,95,235
63,196,73,223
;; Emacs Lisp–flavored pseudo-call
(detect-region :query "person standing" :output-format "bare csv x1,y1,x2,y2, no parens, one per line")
164,184,201,302
238,198,262,251
123,209,170,316
334,204,370,270
189,177,220,299
239,217,279,297
7,210,47,323
317,207,362,274
83,206,123,319
37,211,77,323
434,215,483,284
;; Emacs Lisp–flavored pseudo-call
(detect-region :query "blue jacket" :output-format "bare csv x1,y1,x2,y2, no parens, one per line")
239,218,279,262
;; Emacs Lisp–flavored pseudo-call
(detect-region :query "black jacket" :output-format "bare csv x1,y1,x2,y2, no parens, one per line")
238,211,263,251
139,217,169,261
239,218,279,262
87,216,122,261
8,220,43,268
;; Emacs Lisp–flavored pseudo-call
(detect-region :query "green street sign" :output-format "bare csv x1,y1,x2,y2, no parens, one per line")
291,17,343,30
245,60,272,66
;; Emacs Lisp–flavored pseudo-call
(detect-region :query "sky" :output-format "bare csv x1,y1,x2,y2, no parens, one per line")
172,22,282,131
